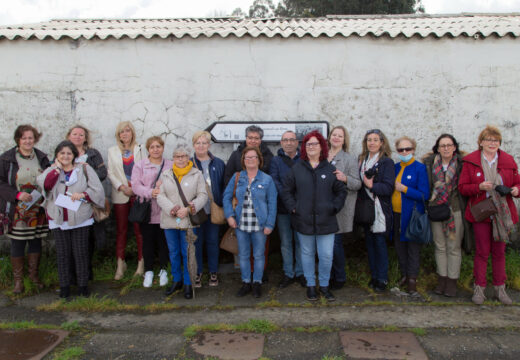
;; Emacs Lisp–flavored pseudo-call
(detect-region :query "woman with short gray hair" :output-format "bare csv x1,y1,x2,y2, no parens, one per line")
157,144,208,299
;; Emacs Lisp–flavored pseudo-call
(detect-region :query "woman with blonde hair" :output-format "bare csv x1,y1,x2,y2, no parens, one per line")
459,125,520,305
191,130,225,287
107,121,146,280
327,126,361,289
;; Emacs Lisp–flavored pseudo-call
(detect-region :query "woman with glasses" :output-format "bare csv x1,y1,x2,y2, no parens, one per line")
423,134,470,297
223,146,277,299
191,130,225,287
392,136,429,295
459,125,520,305
327,126,361,290
282,131,347,302
158,144,208,299
357,129,395,292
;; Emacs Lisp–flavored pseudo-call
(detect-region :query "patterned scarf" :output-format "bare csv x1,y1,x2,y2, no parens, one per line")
431,155,457,239
481,153,514,242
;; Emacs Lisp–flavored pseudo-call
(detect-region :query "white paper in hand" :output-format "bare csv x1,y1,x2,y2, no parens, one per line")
55,193,81,212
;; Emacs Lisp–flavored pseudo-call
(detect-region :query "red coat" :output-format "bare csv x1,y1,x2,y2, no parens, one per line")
458,149,520,224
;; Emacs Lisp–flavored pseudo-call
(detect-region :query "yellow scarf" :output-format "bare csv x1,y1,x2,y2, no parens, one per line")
173,161,193,183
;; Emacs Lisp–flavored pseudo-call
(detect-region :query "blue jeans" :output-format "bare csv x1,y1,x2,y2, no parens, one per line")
236,229,266,283
193,219,220,274
164,229,191,285
297,232,334,287
330,233,346,283
364,226,389,282
277,214,303,278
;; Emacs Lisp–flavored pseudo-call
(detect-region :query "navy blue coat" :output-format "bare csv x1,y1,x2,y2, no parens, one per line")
192,152,226,207
394,159,430,242
358,155,395,234
269,148,300,214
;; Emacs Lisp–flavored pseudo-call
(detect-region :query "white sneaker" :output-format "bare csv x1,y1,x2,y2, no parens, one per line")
158,269,168,287
143,271,154,288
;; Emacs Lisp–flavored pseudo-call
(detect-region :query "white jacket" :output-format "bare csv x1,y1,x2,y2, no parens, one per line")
157,167,208,229
107,144,145,204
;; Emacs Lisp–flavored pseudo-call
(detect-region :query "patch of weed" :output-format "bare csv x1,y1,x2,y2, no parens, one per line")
410,327,427,336
256,299,282,308
60,321,81,332
37,295,138,312
0,320,57,330
52,346,85,360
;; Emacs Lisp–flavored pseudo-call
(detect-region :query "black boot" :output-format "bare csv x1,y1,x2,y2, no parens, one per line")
78,286,90,297
165,281,183,296
306,286,318,301
59,286,70,299
236,282,252,297
252,282,262,298
278,275,295,289
319,286,336,301
184,285,193,299
297,275,307,287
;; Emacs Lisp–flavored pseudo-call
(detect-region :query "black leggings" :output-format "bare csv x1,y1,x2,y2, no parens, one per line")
10,239,42,257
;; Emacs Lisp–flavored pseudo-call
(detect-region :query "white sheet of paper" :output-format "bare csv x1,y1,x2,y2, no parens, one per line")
19,189,42,210
55,193,81,212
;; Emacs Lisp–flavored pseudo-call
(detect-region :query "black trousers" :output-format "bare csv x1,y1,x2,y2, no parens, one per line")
53,226,90,287
140,223,169,272
393,212,422,278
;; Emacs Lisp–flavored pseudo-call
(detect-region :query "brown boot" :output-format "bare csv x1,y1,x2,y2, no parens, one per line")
27,253,44,289
10,256,25,294
434,275,447,295
407,277,417,294
444,278,457,297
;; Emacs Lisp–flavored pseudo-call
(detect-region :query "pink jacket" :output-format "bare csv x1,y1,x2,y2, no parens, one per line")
131,158,173,224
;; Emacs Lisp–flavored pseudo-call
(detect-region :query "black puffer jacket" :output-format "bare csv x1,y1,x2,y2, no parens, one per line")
281,159,347,235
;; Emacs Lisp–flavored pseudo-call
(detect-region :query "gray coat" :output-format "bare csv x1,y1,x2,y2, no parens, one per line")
331,150,362,233
37,164,105,226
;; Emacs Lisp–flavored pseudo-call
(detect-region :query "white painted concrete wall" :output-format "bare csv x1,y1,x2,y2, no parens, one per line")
0,35,519,163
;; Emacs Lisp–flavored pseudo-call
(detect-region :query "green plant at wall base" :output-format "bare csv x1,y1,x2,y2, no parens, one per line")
410,327,427,336
60,321,81,332
38,295,139,312
0,320,57,330
184,319,279,339
52,346,85,360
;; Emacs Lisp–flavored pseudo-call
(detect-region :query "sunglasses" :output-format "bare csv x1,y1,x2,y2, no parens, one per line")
366,129,382,135
397,147,414,153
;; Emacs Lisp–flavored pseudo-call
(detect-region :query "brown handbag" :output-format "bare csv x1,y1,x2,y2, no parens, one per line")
82,164,111,222
193,159,226,225
220,172,240,255
470,197,497,222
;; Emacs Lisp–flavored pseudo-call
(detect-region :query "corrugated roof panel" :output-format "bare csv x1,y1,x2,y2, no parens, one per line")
1,15,520,41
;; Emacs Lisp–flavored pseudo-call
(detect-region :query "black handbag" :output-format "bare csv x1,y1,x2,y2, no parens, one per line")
405,201,432,244
173,175,208,226
427,202,451,222
354,195,375,225
128,161,164,223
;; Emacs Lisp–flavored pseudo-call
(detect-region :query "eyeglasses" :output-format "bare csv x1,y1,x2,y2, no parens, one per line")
244,156,258,160
366,129,382,135
281,138,298,143
247,136,261,141
483,138,500,143
173,155,188,159
306,142,320,148
396,147,413,153
439,144,454,149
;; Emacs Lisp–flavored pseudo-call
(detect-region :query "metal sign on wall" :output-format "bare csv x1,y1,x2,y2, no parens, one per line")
206,121,329,143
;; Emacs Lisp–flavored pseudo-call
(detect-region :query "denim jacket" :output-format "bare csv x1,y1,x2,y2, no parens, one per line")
223,170,277,230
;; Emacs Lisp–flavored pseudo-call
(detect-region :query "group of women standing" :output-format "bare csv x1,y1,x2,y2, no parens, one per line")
1,121,518,305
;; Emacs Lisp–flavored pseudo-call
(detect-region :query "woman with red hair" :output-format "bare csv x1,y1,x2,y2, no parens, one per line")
281,131,347,302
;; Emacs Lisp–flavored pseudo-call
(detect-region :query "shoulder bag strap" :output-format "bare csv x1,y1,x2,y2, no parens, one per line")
193,158,214,202
232,171,240,204
152,161,165,188
173,174,189,207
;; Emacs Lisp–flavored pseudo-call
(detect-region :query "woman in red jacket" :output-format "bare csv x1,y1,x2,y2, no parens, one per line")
459,125,520,305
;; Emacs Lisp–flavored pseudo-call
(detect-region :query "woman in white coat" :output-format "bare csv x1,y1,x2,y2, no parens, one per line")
107,121,146,280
